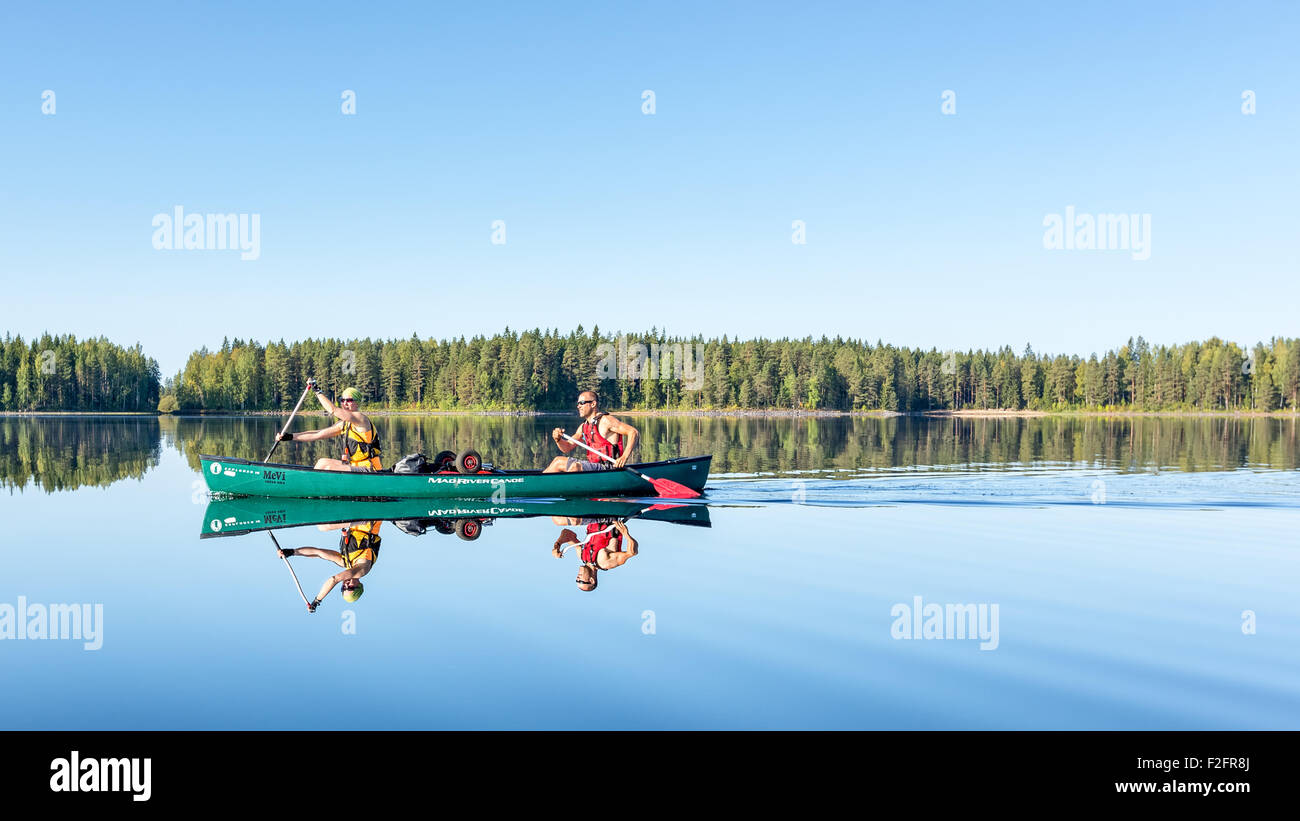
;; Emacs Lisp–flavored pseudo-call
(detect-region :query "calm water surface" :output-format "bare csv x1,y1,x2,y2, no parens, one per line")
2,415,1297,729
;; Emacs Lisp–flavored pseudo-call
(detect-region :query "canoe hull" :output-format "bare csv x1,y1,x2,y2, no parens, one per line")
201,496,710,537
200,454,711,500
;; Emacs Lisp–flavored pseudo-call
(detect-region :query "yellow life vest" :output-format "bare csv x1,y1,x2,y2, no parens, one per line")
340,520,382,567
341,418,382,470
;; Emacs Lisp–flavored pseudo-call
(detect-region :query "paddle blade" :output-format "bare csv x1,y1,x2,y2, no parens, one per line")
648,477,701,499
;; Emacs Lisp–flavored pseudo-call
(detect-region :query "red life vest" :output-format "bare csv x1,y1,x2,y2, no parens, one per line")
580,522,621,564
580,412,623,464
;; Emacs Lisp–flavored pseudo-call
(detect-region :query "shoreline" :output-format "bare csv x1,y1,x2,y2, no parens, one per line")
0,412,161,417
917,409,1300,419
2,409,1297,419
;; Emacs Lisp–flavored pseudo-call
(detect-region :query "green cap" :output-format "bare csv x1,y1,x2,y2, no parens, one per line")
342,582,364,602
340,387,361,400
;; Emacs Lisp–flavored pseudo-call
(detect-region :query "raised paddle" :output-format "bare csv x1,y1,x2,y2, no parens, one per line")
560,434,700,498
265,378,317,612
264,378,315,463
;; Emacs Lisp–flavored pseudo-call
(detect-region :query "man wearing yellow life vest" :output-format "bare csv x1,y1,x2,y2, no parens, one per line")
542,391,639,473
276,383,383,472
277,519,381,612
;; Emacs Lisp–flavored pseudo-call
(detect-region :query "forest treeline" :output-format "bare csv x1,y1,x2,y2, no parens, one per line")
159,329,1300,413
2,329,1297,413
0,334,160,412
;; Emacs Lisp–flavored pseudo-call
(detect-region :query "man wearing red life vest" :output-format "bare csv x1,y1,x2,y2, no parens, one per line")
551,519,638,592
543,391,639,473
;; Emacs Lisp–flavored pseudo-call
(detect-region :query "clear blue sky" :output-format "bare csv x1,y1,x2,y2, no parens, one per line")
2,1,1296,376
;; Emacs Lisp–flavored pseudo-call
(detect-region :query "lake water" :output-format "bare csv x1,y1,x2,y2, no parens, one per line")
2,414,1298,729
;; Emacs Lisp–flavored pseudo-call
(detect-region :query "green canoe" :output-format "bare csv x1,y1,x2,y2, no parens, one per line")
200,495,711,538
199,454,711,500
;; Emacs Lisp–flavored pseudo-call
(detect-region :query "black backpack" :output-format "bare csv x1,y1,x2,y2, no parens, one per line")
393,519,427,536
393,453,429,474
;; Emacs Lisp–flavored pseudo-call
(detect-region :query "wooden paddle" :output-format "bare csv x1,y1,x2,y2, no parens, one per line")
560,434,701,498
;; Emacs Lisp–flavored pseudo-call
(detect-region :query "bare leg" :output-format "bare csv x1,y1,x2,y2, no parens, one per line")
543,456,570,474
314,458,352,472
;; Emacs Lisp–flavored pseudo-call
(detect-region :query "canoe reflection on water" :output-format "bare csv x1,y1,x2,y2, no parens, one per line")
200,496,711,607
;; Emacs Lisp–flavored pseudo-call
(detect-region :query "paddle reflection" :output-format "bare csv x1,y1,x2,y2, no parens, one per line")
201,496,711,608
274,519,380,611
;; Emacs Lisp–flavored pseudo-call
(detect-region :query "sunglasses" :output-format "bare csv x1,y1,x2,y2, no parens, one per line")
577,400,595,406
